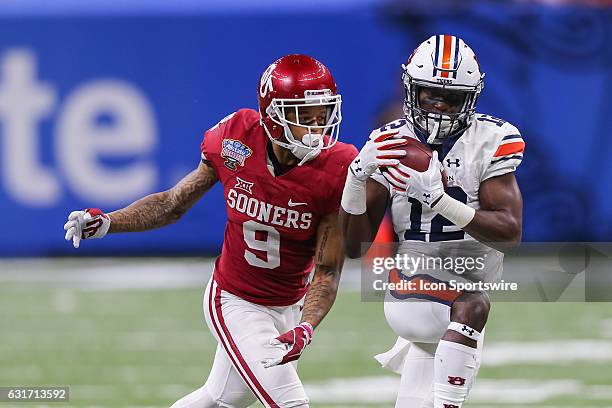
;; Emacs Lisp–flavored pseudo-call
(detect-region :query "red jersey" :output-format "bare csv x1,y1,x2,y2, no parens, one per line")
201,109,357,306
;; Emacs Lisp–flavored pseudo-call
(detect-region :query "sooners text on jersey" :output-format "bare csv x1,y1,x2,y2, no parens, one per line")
201,109,357,306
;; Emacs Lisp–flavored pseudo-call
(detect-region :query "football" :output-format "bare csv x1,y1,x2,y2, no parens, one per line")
383,138,448,189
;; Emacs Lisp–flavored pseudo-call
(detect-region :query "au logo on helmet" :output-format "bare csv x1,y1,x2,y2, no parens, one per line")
221,139,252,171
401,34,485,141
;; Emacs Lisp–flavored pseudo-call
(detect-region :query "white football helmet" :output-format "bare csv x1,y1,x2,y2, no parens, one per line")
402,35,484,143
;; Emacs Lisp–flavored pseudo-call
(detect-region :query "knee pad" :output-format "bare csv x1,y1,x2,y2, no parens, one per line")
385,300,450,343
447,322,481,342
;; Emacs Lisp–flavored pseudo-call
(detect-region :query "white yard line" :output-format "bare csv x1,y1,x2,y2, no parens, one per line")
0,258,363,290
0,258,214,290
484,340,612,365
305,377,612,404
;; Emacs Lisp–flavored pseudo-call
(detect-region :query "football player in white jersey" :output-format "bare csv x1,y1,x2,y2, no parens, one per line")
339,35,524,407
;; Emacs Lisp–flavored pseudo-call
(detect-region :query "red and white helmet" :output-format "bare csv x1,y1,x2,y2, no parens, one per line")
403,35,484,143
258,54,342,164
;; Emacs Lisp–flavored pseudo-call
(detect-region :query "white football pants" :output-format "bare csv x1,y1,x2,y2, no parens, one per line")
171,278,309,408
379,294,484,407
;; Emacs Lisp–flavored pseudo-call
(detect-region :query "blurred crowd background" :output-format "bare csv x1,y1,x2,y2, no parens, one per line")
0,0,610,256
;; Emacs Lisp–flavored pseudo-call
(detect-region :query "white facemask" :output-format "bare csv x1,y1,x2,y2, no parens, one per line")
260,90,342,166
286,130,323,165
419,112,463,144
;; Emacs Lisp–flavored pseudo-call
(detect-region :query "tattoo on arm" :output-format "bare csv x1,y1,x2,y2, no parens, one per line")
108,162,218,233
316,225,331,263
301,264,340,328
301,213,345,328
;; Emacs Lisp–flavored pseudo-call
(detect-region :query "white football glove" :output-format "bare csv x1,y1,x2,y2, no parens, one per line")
342,131,408,215
389,151,445,207
381,162,412,193
385,151,476,228
349,131,408,181
63,208,111,248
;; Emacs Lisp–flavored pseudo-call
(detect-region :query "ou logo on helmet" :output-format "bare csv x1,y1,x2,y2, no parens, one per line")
259,63,276,98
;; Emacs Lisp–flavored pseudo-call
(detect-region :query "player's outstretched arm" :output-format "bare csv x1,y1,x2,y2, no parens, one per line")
108,161,218,233
339,178,390,258
463,172,523,251
262,212,346,368
64,161,218,248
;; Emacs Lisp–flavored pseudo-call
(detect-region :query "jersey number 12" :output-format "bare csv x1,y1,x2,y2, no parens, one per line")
405,186,468,242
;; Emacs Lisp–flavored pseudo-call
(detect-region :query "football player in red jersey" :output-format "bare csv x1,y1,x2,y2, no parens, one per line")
63,55,358,407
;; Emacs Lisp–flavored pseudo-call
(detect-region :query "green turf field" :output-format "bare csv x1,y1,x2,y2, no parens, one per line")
1,260,611,407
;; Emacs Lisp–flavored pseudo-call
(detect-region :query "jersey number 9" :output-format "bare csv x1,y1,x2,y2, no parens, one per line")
242,220,281,269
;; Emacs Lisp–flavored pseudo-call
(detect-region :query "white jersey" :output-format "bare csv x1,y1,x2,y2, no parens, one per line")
371,114,525,283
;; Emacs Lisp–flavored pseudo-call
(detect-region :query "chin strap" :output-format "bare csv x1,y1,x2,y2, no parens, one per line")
265,130,322,166
296,146,321,166
279,122,323,165
260,117,324,166
427,121,441,144
425,114,467,143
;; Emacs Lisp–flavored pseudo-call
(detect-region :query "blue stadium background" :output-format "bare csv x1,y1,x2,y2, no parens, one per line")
0,0,609,256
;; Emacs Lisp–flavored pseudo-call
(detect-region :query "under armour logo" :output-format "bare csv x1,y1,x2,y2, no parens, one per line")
462,325,475,336
446,158,461,167
422,193,431,204
447,376,466,386
351,158,363,174
443,404,460,408
234,177,254,194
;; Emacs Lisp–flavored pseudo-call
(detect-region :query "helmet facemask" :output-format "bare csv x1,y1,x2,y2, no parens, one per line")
402,66,482,144
263,89,342,165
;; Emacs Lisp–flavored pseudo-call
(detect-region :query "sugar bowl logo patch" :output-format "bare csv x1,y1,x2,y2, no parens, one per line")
221,139,252,170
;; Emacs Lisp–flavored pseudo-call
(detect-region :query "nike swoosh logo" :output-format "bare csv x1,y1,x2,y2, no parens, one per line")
288,199,307,207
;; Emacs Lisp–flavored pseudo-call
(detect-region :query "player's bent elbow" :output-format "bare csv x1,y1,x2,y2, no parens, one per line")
343,240,364,259
497,221,522,252
343,244,360,259
506,219,522,247
344,238,373,259
339,212,373,258
506,233,522,250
